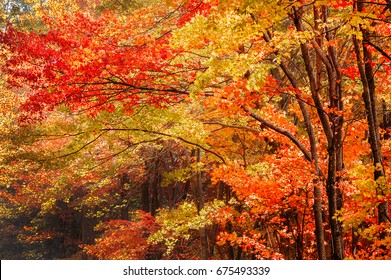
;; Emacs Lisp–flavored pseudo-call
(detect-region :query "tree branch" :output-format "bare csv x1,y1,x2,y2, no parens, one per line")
98,127,226,163
243,106,312,162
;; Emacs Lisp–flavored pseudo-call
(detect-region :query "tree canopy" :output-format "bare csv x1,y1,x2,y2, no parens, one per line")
0,0,390,260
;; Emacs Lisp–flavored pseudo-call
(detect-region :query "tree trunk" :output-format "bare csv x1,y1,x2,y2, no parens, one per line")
292,5,344,259
353,0,389,226
263,29,327,258
141,182,150,213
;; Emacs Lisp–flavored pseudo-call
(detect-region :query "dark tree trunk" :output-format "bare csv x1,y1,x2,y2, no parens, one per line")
353,0,389,226
292,5,344,259
141,182,150,213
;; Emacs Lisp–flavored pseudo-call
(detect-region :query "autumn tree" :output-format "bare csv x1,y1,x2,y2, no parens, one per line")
165,0,391,259
1,0,390,260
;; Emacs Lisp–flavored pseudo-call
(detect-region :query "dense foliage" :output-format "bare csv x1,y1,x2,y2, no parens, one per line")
0,0,390,259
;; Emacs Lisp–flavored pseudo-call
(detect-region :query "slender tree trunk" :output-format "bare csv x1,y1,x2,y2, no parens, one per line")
325,143,344,259
263,29,327,259
292,5,344,259
353,0,389,226
141,182,150,213
150,162,160,216
192,148,209,259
